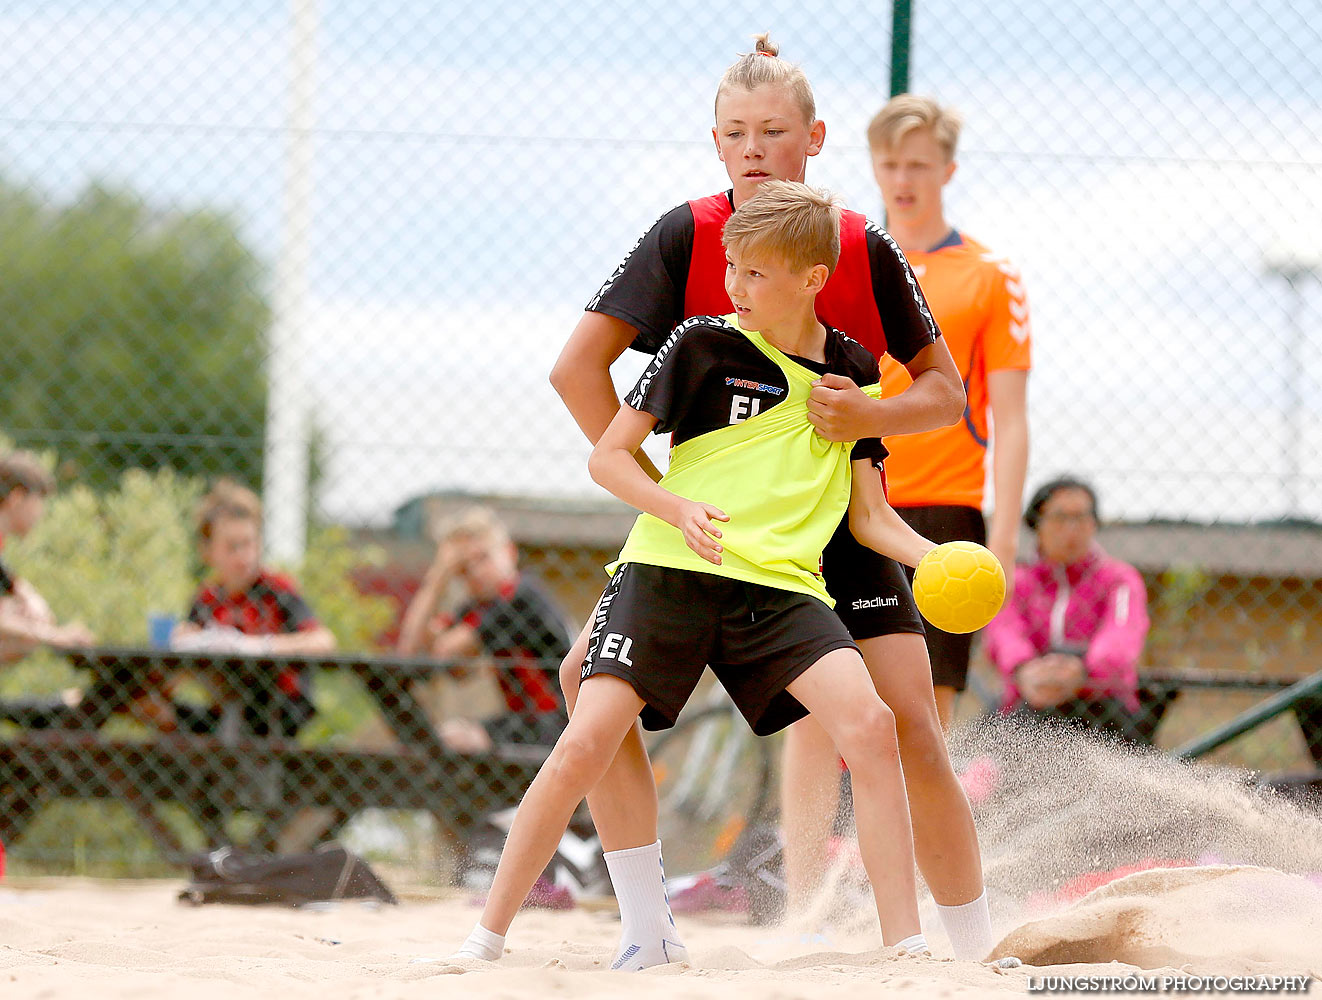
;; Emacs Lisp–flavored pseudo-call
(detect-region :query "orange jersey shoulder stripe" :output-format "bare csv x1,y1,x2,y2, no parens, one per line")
879,232,1032,508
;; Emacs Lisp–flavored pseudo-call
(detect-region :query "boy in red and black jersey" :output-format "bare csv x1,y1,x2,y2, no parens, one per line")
541,37,994,967
173,480,336,736
398,507,571,751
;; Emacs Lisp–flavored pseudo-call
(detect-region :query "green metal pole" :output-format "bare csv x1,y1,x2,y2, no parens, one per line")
890,0,913,97
1173,670,1322,760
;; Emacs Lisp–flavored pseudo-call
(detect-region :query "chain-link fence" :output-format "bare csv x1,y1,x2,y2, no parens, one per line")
1,1,1320,879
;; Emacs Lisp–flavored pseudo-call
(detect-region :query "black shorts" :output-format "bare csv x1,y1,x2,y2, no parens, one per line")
822,521,926,641
895,504,988,691
580,563,859,736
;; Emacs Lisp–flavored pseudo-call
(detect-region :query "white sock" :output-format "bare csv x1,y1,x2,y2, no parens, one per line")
456,923,505,962
895,933,930,956
936,890,994,961
603,839,689,971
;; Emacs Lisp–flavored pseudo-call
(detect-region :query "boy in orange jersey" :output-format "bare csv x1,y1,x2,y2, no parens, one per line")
867,94,1032,729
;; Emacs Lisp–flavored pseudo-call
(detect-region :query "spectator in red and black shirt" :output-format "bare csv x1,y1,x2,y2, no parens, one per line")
0,451,94,663
171,479,335,736
398,507,571,751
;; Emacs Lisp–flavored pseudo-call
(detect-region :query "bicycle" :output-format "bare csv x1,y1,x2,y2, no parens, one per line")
646,683,778,876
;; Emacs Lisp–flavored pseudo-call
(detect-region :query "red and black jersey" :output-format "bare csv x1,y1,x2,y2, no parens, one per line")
186,569,322,696
448,574,571,718
587,190,940,364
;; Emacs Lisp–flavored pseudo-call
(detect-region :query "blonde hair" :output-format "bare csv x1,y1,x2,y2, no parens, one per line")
438,506,510,548
715,33,816,125
196,478,262,542
0,451,55,500
722,180,840,274
866,94,962,160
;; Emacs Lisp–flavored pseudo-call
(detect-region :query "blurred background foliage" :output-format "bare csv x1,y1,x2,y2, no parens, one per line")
0,179,269,491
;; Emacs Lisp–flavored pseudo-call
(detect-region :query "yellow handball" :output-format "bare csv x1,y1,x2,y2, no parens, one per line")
912,541,1007,634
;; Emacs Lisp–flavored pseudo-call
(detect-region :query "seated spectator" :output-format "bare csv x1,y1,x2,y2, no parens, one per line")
0,451,95,662
983,477,1150,740
397,507,571,752
170,479,336,737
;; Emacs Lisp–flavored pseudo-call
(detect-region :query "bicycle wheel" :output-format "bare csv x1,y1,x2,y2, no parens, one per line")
459,805,611,896
645,700,775,876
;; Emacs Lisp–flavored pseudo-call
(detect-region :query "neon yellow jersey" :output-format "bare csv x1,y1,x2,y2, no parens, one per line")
611,316,883,607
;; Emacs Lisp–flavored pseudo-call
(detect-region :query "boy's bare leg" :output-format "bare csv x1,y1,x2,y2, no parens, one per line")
858,634,983,903
861,634,992,960
785,647,920,946
784,633,983,903
553,623,689,970
558,620,659,851
781,632,991,957
932,684,957,731
478,674,647,936
779,714,841,914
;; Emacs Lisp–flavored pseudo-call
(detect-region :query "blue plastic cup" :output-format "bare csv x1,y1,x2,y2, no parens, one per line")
148,612,177,650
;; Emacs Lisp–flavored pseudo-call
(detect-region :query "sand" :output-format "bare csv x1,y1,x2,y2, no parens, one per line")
5,720,1321,997
2,863,1318,1000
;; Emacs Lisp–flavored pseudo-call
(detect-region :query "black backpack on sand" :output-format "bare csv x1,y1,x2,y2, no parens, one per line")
179,844,398,907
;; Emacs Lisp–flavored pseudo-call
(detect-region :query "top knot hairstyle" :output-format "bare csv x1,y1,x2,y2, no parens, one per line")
721,179,841,274
716,33,817,124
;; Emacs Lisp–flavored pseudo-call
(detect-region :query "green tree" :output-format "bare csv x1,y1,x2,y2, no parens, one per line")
0,178,269,490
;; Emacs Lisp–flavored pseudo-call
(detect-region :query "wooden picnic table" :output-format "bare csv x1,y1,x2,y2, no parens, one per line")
0,646,553,860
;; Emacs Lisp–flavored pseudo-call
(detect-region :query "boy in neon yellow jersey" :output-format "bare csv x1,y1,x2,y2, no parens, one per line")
455,181,939,969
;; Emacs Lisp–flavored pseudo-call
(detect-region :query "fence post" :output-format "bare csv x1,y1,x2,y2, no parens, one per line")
890,0,913,97
264,0,321,564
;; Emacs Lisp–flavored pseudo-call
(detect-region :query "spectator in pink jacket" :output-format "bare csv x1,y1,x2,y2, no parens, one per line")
983,477,1149,740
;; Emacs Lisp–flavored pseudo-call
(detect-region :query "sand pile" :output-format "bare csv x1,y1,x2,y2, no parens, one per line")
990,864,1322,974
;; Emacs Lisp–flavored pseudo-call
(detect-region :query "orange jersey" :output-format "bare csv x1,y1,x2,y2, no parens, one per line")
879,231,1032,508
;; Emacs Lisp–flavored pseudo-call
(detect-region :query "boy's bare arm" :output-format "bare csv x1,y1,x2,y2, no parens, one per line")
264,625,336,655
0,602,93,648
397,538,461,655
0,579,93,648
0,602,47,647
550,312,664,482
432,623,481,661
846,460,936,569
588,405,728,565
986,369,1030,573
